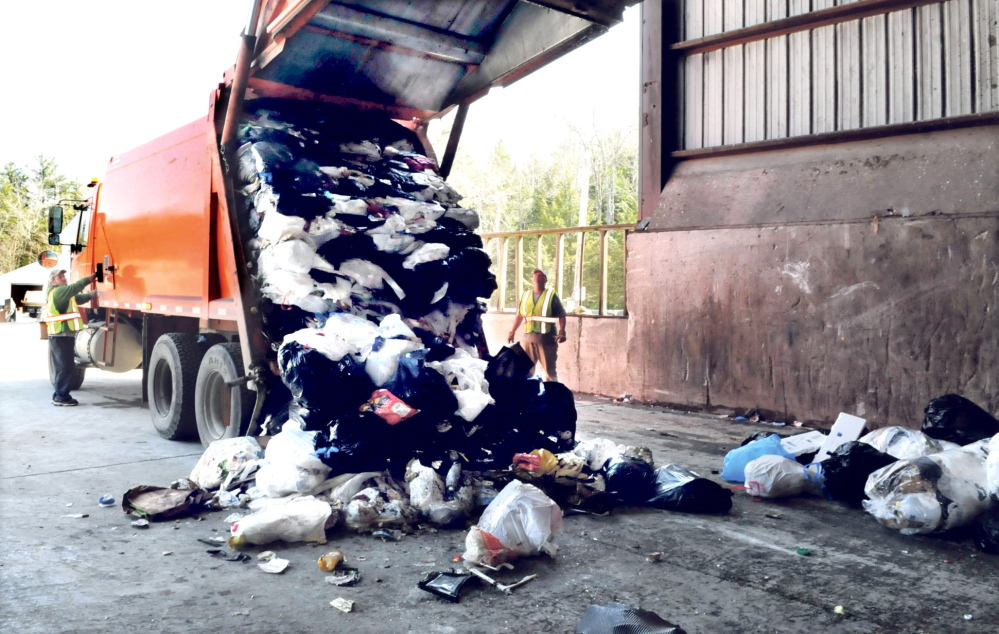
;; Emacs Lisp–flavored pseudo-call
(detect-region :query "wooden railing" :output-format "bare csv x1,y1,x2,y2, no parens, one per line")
481,223,634,317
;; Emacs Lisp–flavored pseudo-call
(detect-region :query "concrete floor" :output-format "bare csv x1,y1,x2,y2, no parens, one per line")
1,321,996,634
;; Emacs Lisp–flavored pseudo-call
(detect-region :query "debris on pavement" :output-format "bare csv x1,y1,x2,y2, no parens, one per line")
62,513,89,519
325,568,361,586
258,557,290,574
922,394,999,445
646,464,733,514
646,552,663,563
122,485,206,521
207,549,251,562
722,434,795,482
463,481,561,567
130,519,149,528
330,598,355,613
318,550,346,571
417,570,475,603
97,494,115,507
575,602,688,634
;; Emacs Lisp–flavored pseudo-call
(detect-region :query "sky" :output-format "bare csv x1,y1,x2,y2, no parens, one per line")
0,1,639,182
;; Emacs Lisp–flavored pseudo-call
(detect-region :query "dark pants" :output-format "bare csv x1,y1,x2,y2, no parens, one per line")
50,335,76,400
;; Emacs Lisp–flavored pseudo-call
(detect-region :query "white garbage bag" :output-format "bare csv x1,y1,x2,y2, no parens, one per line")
403,243,450,269
189,437,262,490
230,496,332,546
859,426,958,460
254,422,331,498
744,455,807,498
988,433,999,503
863,443,993,534
462,481,562,566
365,338,423,386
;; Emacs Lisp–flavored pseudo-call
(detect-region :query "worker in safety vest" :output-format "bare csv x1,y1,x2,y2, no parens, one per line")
43,269,96,406
507,268,567,382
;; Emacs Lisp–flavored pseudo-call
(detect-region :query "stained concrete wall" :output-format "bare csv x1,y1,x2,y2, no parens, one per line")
487,125,999,428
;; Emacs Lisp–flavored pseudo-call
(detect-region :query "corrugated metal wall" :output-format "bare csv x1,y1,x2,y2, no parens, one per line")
681,0,999,150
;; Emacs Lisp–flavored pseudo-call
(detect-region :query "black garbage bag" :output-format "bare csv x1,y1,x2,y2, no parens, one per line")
395,259,450,318
317,232,378,267
922,394,999,445
259,300,313,343
316,412,391,474
973,506,999,555
821,441,897,507
419,219,483,252
603,456,656,506
383,351,459,421
518,381,577,453
277,342,374,430
445,248,497,303
411,327,455,363
576,602,687,634
485,343,535,405
647,465,733,514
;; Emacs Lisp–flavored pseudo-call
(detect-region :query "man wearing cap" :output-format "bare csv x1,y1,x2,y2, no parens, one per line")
44,269,97,406
507,268,567,382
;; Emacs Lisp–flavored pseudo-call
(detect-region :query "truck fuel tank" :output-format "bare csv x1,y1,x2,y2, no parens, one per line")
75,320,142,373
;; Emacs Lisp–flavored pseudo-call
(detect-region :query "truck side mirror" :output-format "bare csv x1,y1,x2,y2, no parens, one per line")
48,206,64,235
48,234,62,246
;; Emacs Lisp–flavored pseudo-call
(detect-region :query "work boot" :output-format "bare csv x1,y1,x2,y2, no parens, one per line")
52,396,79,407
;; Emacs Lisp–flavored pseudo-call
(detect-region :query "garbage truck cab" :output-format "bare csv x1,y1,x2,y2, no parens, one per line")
45,0,637,446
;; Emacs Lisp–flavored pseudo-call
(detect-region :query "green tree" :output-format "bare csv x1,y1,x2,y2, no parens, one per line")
0,156,83,273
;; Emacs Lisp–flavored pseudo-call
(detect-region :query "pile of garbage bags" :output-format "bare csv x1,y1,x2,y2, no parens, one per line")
722,393,999,553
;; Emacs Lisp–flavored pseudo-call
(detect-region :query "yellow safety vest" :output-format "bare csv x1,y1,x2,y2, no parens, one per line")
45,289,84,336
520,288,558,335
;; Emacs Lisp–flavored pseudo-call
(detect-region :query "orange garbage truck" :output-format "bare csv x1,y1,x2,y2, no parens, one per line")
45,0,635,446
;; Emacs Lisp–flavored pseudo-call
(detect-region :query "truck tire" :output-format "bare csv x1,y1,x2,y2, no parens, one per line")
148,333,200,440
48,353,86,391
194,342,253,447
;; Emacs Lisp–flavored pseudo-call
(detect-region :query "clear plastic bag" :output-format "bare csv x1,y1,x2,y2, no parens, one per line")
189,437,262,491
365,338,423,386
744,455,808,498
462,481,562,566
863,443,992,534
230,495,332,546
859,426,957,460
255,423,331,498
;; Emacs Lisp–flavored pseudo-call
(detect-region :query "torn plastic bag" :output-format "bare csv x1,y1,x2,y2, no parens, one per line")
820,441,898,507
406,460,473,527
427,350,489,391
603,455,656,506
922,394,999,445
344,476,420,531
403,243,450,269
572,438,634,472
463,481,562,566
988,433,999,502
237,141,294,185
744,455,810,498
378,196,446,222
282,327,353,362
443,206,480,231
418,571,475,603
190,437,263,491
338,258,406,299
647,465,733,514
259,238,335,276
575,602,688,634
321,312,381,359
859,426,958,460
863,443,992,534
721,434,795,482
256,209,308,245
365,337,424,386
255,422,332,498
973,505,999,554
229,496,332,546
122,486,207,521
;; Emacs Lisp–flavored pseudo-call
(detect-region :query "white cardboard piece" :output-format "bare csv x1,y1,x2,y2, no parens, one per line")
814,413,867,462
780,430,826,457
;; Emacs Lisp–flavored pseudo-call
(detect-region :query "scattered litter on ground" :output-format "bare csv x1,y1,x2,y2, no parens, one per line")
98,495,115,507
796,547,812,556
330,598,354,613
207,549,251,563
63,513,89,519
418,570,475,602
258,557,290,573
130,519,149,528
318,550,346,571
833,606,845,615
646,552,663,563
325,568,361,586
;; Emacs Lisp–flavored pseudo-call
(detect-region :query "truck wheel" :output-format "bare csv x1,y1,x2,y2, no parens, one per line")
148,333,200,440
195,342,253,447
48,353,86,391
